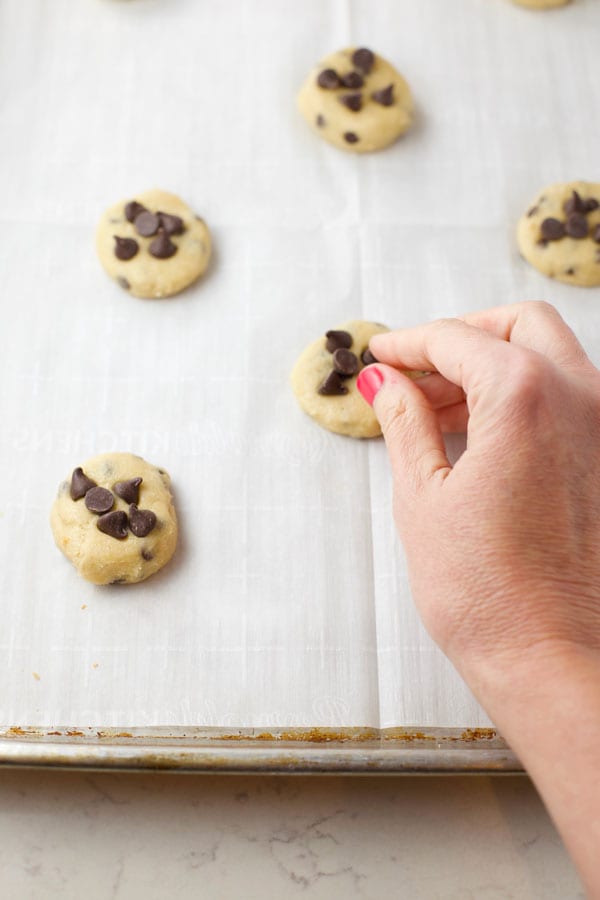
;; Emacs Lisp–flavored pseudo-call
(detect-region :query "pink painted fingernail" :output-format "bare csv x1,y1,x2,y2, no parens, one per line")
357,366,384,406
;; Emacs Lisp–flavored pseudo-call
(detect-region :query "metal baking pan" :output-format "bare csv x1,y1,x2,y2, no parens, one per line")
4,2,590,776
0,726,520,774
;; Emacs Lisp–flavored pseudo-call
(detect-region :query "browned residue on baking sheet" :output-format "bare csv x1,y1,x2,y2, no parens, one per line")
0,725,498,746
460,728,496,742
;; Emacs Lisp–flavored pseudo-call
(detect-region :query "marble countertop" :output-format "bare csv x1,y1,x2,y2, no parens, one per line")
0,770,584,898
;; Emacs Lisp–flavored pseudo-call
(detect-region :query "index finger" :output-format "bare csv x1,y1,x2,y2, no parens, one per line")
461,301,588,368
369,317,515,394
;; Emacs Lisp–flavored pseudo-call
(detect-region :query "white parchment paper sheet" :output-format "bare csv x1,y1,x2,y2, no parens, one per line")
1,0,599,728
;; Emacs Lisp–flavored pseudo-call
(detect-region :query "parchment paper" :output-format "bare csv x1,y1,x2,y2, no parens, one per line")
1,0,599,729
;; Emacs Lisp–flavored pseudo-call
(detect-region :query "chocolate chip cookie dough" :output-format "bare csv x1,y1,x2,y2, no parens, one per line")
297,47,413,153
96,189,211,298
511,0,570,9
291,321,390,437
50,453,178,585
517,182,600,286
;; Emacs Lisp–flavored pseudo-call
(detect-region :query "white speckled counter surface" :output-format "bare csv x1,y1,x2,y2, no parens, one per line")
0,772,584,898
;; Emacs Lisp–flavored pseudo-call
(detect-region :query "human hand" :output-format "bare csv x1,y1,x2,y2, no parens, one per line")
357,301,600,891
358,300,600,682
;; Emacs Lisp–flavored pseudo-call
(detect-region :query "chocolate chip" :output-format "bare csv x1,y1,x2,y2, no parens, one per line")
149,230,177,259
85,486,114,515
526,205,538,218
113,236,139,261
565,213,588,239
361,348,378,366
157,212,185,236
344,132,359,144
332,348,359,376
70,467,97,501
564,190,585,216
316,114,326,128
114,477,142,505
97,510,129,540
325,330,353,353
125,201,147,223
318,371,349,396
85,487,115,516
540,218,565,241
135,211,160,237
340,72,364,89
565,267,575,275
128,504,157,538
584,198,599,213
317,68,340,89
372,84,394,106
141,549,154,561
339,92,362,112
352,48,375,75
117,276,130,290
594,224,600,244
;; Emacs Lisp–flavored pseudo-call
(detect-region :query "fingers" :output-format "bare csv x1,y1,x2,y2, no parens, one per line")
460,301,588,368
436,402,468,434
413,373,465,411
370,303,587,391
357,365,451,493
413,373,468,431
363,302,586,493
370,318,513,395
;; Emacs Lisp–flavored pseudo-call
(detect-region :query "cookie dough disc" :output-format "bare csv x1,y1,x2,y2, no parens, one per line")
291,320,392,438
297,47,413,153
517,181,600,287
511,0,570,8
96,189,211,298
50,452,178,585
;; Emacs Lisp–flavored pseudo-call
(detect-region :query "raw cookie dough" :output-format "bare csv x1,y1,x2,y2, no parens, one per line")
297,47,413,153
96,189,211,298
50,452,178,585
517,181,600,287
511,0,570,8
291,320,392,438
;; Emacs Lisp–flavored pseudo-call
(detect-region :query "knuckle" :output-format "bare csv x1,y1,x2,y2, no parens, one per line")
381,395,411,440
522,299,558,320
430,317,460,335
504,349,551,405
413,447,448,485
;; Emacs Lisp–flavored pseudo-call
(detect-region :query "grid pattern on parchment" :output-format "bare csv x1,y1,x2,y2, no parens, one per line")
0,0,599,728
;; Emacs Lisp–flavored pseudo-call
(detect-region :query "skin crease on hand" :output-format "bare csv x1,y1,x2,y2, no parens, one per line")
357,301,600,896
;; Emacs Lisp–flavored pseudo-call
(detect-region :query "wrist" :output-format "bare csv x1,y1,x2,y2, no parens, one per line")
456,641,600,893
456,639,600,729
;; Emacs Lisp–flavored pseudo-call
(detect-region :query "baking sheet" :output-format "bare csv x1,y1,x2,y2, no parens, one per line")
1,0,599,732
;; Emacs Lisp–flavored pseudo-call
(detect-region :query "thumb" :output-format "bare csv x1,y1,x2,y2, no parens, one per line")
357,364,451,492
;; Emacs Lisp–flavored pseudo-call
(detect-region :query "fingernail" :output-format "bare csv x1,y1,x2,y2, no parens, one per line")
357,366,384,406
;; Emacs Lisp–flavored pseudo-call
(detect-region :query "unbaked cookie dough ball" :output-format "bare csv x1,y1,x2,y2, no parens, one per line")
291,320,391,438
96,189,211,298
50,452,178,585
297,47,413,153
517,181,600,287
511,0,570,9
